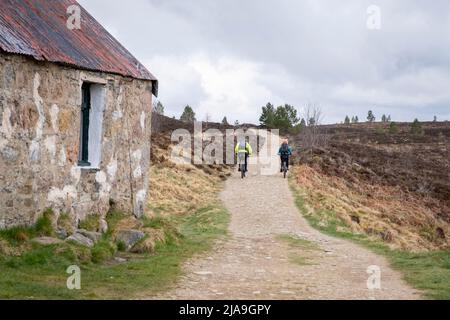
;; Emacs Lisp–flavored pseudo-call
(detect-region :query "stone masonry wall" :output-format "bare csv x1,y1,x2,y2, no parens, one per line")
0,53,153,228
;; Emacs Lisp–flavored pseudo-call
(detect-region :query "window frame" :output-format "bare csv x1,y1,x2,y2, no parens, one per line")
78,82,92,167
77,80,106,169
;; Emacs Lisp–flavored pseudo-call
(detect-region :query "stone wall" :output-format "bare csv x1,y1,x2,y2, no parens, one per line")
0,53,153,228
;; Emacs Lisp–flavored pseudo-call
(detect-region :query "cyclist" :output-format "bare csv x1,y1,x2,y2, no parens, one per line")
278,138,293,173
235,138,252,172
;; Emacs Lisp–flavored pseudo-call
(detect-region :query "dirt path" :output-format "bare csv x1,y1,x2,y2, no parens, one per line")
153,146,421,300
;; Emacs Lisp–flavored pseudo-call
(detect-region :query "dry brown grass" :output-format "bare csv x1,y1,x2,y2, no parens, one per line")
0,237,33,257
147,164,224,217
113,216,143,233
292,165,450,251
103,134,231,255
148,136,231,217
0,239,16,256
130,228,167,254
103,134,231,253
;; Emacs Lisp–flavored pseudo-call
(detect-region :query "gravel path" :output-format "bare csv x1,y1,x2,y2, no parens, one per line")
153,144,421,300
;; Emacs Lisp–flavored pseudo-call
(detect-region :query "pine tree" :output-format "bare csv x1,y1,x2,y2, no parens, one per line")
260,103,299,129
259,102,276,127
273,104,299,129
154,101,164,115
344,116,350,124
389,122,399,134
410,118,423,135
381,114,387,122
180,105,196,123
367,110,376,123
221,116,229,126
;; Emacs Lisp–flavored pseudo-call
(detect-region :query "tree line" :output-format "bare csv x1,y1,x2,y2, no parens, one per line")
342,110,431,135
343,110,391,124
154,100,437,135
154,101,239,126
153,100,304,129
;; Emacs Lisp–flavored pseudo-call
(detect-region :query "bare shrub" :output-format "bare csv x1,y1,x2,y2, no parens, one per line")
301,104,329,152
417,181,432,195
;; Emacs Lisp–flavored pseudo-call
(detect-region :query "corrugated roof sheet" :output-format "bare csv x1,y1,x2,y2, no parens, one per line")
0,0,158,96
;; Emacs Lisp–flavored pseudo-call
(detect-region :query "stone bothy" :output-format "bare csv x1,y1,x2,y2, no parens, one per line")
0,0,158,228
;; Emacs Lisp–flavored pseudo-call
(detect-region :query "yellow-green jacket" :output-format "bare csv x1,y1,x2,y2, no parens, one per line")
235,142,253,155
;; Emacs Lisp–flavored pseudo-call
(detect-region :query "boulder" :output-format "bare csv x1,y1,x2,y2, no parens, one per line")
115,229,145,251
32,237,63,246
77,229,102,242
66,233,94,247
56,228,68,239
99,219,108,234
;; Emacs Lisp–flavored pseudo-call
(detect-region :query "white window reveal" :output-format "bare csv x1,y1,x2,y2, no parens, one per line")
78,82,106,169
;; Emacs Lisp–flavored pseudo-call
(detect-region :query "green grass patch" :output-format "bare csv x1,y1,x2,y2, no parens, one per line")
104,210,127,237
0,209,54,245
142,215,181,244
278,234,319,266
288,255,316,266
0,202,229,299
91,240,116,264
277,234,320,251
57,213,75,235
79,214,101,232
289,175,450,300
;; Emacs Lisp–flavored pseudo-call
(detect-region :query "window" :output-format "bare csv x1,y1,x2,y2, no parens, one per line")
78,82,105,168
79,83,91,166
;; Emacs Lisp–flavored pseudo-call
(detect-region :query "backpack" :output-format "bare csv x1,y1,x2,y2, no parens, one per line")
280,144,290,156
239,141,246,151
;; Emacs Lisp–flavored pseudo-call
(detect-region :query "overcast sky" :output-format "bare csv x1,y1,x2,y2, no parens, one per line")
79,0,450,124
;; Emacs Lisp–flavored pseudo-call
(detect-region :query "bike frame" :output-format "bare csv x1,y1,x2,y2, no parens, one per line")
238,152,246,178
281,156,289,178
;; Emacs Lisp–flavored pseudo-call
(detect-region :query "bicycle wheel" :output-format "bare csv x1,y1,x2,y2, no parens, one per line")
241,164,245,179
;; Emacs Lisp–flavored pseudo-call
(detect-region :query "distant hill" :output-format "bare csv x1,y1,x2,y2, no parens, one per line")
151,113,260,134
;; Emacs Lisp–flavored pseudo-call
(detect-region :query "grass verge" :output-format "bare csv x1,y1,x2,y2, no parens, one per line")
289,172,450,300
0,159,230,299
0,202,228,299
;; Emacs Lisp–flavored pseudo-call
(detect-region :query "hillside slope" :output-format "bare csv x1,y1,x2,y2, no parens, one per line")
290,122,450,250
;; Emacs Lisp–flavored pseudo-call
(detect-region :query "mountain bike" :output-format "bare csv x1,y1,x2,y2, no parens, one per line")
281,157,289,179
238,152,246,179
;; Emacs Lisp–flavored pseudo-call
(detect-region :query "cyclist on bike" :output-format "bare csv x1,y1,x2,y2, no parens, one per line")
235,138,252,172
278,138,293,172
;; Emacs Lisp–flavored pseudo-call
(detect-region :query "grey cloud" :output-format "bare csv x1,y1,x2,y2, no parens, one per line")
79,0,450,123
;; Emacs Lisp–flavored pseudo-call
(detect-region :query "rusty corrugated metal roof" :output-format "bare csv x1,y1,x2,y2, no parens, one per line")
0,0,158,96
